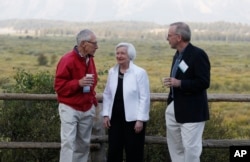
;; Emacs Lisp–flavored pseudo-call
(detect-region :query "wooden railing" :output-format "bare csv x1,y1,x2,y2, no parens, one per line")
1,93,250,102
0,93,250,160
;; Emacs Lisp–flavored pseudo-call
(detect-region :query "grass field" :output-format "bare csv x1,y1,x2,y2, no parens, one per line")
0,35,250,134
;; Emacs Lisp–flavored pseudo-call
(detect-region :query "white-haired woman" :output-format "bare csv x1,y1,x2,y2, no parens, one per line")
102,42,150,162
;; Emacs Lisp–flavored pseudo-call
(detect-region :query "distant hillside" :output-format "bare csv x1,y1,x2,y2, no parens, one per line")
0,19,249,41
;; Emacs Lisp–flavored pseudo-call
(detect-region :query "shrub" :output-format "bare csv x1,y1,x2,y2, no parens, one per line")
37,54,48,66
0,69,59,162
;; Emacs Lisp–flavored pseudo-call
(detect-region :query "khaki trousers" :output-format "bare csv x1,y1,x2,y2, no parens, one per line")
59,103,95,162
165,101,205,162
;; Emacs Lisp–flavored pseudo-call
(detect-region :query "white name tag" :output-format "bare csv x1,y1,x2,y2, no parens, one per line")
179,60,188,73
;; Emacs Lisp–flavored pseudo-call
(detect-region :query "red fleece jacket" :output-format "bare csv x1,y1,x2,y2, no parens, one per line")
54,47,98,111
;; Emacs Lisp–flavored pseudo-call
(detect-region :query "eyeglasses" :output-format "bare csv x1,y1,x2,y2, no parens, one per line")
86,41,98,46
167,34,179,38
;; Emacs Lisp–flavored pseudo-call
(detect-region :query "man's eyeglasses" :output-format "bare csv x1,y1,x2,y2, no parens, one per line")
167,34,179,38
86,41,98,46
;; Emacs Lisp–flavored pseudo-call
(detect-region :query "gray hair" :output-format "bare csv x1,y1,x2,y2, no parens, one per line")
76,29,94,46
115,42,136,61
170,22,191,42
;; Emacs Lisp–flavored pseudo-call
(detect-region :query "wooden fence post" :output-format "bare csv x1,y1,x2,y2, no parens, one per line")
90,103,107,162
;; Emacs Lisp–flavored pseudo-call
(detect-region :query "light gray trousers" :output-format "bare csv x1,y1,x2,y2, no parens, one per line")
59,103,95,162
165,101,205,162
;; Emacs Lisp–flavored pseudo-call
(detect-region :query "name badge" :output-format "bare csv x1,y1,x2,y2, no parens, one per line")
179,60,188,73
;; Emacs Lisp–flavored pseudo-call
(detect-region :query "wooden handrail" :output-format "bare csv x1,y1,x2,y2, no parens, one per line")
1,136,250,149
0,93,250,102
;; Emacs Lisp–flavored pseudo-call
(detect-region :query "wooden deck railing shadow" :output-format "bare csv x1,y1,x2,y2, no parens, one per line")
0,93,250,161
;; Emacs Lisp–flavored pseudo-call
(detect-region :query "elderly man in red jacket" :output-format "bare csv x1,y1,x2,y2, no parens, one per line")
54,29,98,162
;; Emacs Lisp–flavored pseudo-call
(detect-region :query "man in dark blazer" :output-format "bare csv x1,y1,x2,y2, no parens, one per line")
163,22,210,162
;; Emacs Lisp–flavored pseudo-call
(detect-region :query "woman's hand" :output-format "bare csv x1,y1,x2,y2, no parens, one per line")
134,120,143,133
103,116,111,129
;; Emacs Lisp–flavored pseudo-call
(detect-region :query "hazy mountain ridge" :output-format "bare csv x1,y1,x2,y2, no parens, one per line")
0,19,249,41
1,19,250,32
0,19,161,30
1,0,250,25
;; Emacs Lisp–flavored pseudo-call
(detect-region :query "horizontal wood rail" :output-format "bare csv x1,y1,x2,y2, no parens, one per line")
1,136,250,149
0,93,250,102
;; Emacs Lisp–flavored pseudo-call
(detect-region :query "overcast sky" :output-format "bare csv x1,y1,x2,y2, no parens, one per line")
1,0,250,25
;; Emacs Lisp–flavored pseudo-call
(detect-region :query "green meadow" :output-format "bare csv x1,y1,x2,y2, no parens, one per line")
0,35,250,135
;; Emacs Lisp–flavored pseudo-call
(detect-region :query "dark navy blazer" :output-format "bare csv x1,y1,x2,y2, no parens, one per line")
167,43,211,123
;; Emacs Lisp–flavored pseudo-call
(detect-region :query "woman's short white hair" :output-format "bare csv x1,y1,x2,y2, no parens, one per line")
115,42,136,61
